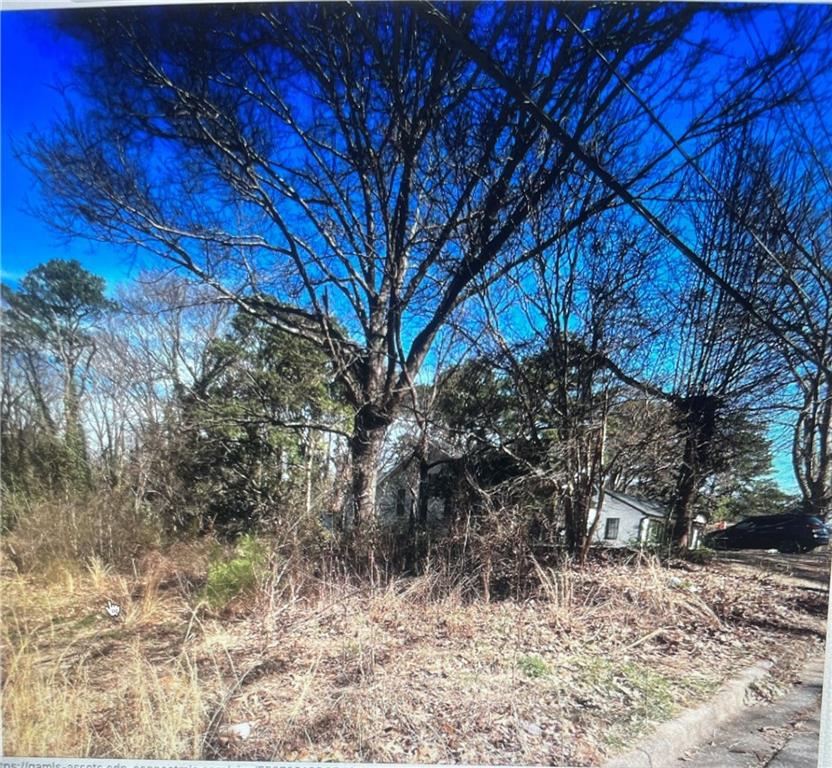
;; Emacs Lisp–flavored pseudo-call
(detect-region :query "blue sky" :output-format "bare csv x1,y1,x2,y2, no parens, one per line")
0,5,803,493
2,10,146,290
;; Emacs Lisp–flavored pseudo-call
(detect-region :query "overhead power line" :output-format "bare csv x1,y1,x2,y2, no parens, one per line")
560,9,822,358
563,12,805,308
418,3,823,373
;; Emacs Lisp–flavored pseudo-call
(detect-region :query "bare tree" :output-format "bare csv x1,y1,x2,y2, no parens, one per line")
24,3,725,558
754,145,832,519
437,202,661,561
646,138,787,547
86,273,230,501
743,10,832,516
423,3,832,376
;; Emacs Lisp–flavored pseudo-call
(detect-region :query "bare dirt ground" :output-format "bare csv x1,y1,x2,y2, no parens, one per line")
713,546,831,587
1,546,827,766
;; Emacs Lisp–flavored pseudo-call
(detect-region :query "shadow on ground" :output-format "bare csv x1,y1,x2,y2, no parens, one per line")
714,547,831,587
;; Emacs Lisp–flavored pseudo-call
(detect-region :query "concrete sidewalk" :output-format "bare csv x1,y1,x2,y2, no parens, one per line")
671,656,824,768
767,712,822,768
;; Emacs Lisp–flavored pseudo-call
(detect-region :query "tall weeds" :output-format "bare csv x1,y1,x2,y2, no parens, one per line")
2,490,162,572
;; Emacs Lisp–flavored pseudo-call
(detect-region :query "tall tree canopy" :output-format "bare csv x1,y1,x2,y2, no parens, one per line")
22,2,827,554
22,3,708,540
1,259,116,491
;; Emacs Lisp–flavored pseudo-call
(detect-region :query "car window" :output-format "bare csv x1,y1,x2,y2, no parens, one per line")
734,520,756,530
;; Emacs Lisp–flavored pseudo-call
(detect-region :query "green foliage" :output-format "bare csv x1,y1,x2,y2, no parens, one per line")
574,656,678,747
1,260,116,495
517,654,551,678
715,479,798,522
437,343,603,460
434,347,602,486
170,309,350,533
2,260,116,348
199,534,268,610
436,358,511,444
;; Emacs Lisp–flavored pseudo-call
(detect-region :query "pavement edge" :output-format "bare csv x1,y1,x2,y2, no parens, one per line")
601,659,774,768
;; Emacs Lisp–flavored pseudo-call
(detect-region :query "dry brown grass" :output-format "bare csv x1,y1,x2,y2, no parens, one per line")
2,491,162,571
206,557,825,765
1,545,827,766
1,541,218,758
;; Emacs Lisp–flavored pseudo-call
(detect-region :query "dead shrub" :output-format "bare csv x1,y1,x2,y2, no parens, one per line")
3,490,163,572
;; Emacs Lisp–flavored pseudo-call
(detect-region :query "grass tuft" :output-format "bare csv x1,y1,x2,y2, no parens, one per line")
199,534,268,611
518,654,551,678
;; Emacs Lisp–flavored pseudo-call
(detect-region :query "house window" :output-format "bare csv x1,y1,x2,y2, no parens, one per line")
605,518,620,540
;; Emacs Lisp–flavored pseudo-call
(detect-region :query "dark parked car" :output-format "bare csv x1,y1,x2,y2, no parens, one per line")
704,513,830,553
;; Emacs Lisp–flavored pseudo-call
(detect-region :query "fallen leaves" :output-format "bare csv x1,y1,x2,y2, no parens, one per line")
3,550,827,766
201,558,823,765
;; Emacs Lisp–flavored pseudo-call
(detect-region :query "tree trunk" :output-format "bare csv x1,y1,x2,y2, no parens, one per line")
793,373,832,520
350,430,382,531
63,373,90,489
580,486,606,564
416,458,430,530
348,405,390,565
670,460,697,548
804,480,831,520
563,488,592,557
304,430,314,520
670,395,718,548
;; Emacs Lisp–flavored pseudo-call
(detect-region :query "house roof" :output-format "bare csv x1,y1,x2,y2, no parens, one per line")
602,490,708,526
378,440,460,487
604,489,668,519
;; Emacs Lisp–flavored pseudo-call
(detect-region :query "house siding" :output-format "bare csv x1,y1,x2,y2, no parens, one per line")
377,461,451,533
377,460,705,550
587,493,660,548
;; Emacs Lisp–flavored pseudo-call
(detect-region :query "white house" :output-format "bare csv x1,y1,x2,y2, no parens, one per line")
376,446,457,534
587,489,707,549
375,444,708,550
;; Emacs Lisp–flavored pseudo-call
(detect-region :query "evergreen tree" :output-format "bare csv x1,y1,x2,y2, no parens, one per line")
1,260,116,492
172,310,350,533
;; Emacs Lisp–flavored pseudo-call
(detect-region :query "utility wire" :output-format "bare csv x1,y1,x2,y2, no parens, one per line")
749,11,832,196
418,3,821,373
775,8,832,157
560,10,818,330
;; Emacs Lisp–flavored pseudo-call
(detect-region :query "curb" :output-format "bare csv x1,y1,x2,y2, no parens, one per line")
601,659,774,768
